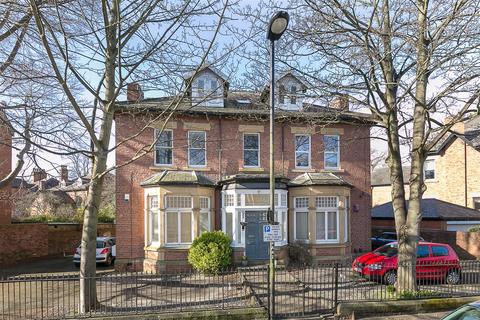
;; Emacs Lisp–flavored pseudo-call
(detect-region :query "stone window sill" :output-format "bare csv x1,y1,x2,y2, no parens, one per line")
150,166,177,171
292,169,316,173
181,167,210,172
239,167,265,172
320,168,345,173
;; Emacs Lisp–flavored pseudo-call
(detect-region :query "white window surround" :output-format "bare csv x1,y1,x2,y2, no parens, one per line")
199,196,211,233
324,135,340,169
147,195,160,246
221,189,288,247
424,158,436,181
315,196,340,244
188,131,207,167
295,134,311,169
243,133,260,168
165,195,194,246
294,196,309,241
154,129,173,166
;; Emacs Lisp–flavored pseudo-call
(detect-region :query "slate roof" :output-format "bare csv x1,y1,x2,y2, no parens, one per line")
372,198,480,221
11,178,36,189
371,166,411,186
140,170,215,187
288,172,352,187
115,95,376,125
429,115,480,154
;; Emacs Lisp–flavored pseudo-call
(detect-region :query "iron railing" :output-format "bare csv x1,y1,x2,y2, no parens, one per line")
2,260,480,319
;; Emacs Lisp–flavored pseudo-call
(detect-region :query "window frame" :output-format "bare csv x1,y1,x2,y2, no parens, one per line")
279,84,286,104
154,129,173,166
294,197,309,241
324,135,340,170
295,134,311,169
315,196,340,243
147,195,160,246
290,85,297,104
188,131,207,167
164,196,194,245
423,159,436,181
243,133,261,168
199,196,211,234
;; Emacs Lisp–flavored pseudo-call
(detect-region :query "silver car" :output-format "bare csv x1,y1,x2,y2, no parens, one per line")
73,237,116,267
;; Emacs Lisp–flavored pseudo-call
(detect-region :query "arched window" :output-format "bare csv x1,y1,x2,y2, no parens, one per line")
290,85,297,104
279,85,286,104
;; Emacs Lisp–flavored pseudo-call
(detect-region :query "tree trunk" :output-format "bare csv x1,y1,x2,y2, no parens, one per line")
79,0,119,312
397,0,430,293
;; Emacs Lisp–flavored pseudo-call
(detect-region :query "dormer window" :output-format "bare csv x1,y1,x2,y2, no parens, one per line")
279,85,286,104
290,85,297,104
198,79,205,92
210,79,217,91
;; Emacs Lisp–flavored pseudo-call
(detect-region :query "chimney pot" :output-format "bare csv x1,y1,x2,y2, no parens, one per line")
33,168,47,182
127,83,144,102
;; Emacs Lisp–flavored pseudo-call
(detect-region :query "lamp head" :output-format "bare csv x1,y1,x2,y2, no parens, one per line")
267,11,289,41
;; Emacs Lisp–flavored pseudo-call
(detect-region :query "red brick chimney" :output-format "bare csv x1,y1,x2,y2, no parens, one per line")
60,165,68,182
33,168,47,182
127,83,144,102
329,95,349,111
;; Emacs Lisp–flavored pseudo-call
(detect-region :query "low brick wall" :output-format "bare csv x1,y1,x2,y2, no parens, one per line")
0,223,115,266
0,224,49,266
373,226,480,260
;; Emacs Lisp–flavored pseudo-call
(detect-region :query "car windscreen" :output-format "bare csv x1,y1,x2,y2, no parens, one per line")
442,305,480,320
96,241,105,248
375,243,398,257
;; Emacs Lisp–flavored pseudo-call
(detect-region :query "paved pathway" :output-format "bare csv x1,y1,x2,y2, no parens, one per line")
360,311,450,319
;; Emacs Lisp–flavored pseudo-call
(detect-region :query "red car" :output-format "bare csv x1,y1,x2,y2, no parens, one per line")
352,241,461,285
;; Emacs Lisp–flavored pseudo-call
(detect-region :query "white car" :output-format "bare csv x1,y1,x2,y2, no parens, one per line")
73,237,116,267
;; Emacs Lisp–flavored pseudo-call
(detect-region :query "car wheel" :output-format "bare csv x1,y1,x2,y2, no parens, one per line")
384,270,397,285
74,263,80,268
105,255,113,266
446,269,461,285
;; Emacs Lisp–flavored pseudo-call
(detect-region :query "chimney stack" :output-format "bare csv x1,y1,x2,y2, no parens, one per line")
329,95,349,111
443,116,465,134
32,168,47,182
127,83,144,102
60,165,68,182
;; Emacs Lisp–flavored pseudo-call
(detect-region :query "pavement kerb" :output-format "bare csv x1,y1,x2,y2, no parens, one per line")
90,307,267,320
336,295,480,318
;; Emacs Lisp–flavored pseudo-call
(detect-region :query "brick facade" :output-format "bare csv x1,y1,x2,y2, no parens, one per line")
373,136,480,208
115,111,372,271
0,120,12,224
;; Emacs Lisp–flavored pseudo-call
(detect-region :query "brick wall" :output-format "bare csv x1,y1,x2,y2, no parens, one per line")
115,113,372,268
0,224,48,266
372,137,480,208
0,223,115,266
0,121,12,224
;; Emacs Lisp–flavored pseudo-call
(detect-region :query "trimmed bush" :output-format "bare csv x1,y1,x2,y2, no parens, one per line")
188,231,232,274
468,225,480,232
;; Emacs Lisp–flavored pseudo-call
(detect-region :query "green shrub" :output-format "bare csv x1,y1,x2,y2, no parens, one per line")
18,214,74,223
188,231,232,274
287,242,313,267
468,225,480,232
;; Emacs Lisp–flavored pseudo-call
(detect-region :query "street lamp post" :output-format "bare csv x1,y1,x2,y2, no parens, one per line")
267,11,289,320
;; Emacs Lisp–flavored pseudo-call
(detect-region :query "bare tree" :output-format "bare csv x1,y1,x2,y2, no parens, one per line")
286,0,480,291
25,0,232,312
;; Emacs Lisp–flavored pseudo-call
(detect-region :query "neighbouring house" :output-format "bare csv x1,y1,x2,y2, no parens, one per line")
372,198,480,232
0,110,12,224
372,115,480,209
114,65,374,272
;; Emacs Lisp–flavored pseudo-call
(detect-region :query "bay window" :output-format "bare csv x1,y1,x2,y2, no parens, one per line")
148,195,159,245
199,197,211,234
315,196,339,242
165,196,193,245
294,197,309,240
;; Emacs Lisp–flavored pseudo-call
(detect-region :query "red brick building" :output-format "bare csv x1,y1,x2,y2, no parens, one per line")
115,66,374,272
0,111,12,224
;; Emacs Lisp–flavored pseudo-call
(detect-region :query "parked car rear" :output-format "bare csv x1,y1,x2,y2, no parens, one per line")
73,237,116,267
353,241,461,285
